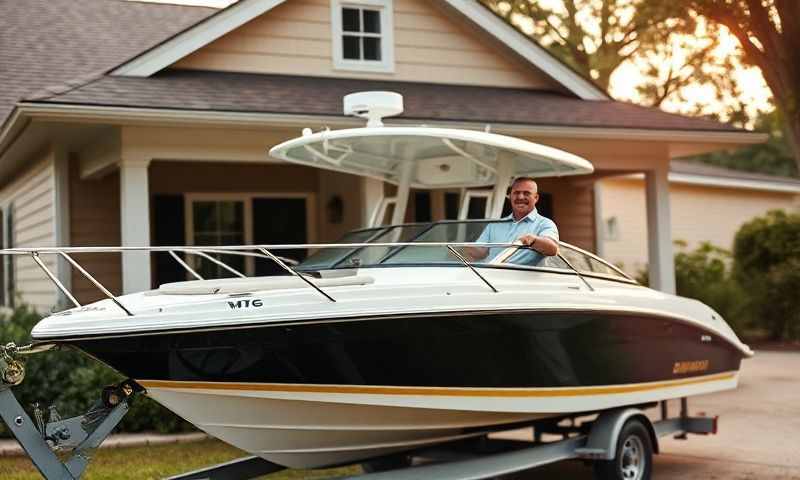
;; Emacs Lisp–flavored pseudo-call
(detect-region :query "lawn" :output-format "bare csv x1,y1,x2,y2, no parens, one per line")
0,439,361,480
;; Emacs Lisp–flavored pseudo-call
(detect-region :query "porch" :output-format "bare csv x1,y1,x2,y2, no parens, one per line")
62,124,676,304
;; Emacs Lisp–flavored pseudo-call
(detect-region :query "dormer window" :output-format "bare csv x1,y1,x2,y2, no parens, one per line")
332,0,394,73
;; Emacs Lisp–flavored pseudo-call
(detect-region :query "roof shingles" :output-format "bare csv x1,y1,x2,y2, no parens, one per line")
27,70,743,132
0,0,216,127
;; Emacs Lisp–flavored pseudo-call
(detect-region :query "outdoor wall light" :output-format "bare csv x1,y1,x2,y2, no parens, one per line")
327,195,344,224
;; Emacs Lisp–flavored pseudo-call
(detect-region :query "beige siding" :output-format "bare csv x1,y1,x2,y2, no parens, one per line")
0,156,57,313
600,176,800,275
318,169,364,241
172,0,557,89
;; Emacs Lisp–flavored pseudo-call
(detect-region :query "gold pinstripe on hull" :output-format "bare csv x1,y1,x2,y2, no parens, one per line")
139,371,736,398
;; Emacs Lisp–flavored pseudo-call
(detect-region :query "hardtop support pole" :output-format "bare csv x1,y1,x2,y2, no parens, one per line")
490,153,514,218
390,157,415,225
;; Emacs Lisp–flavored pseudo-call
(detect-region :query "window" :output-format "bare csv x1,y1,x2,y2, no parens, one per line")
190,200,247,278
185,194,314,279
332,0,394,72
604,216,620,241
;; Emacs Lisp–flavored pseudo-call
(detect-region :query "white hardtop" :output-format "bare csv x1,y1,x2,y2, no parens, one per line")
269,125,594,189
269,91,594,190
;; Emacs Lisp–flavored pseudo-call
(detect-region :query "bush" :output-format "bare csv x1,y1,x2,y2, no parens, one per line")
0,305,194,438
636,240,748,332
733,210,800,341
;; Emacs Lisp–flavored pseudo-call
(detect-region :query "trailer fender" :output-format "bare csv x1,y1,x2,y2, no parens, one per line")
575,408,659,461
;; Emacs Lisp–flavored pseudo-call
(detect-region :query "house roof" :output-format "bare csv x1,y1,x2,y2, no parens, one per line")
0,0,216,128
670,160,800,190
23,70,744,133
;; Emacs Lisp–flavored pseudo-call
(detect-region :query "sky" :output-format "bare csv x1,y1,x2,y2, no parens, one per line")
130,0,773,124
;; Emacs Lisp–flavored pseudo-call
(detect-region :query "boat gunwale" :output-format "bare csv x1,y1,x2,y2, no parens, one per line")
34,305,753,357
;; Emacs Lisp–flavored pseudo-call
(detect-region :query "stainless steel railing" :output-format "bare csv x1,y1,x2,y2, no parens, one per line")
0,242,530,315
0,241,632,316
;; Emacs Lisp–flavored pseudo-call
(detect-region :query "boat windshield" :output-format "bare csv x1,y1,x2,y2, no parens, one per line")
296,220,633,281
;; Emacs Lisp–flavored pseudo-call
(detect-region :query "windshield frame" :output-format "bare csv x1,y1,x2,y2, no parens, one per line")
296,220,636,285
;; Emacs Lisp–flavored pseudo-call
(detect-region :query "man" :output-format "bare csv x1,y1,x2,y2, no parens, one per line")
466,177,559,265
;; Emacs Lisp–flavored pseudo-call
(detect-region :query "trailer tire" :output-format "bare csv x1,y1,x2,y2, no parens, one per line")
361,454,411,473
593,418,653,480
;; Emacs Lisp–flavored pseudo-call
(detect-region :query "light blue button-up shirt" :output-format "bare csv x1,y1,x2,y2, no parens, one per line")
475,209,559,266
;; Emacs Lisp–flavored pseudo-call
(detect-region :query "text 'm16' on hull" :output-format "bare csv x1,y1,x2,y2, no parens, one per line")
62,309,745,468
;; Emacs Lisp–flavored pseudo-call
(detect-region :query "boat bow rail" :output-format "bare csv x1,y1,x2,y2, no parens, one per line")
0,241,558,316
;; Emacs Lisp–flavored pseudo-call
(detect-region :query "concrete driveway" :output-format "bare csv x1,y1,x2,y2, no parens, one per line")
506,350,800,479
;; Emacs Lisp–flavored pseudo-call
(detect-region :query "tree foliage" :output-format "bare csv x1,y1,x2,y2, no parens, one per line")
687,109,798,177
673,1,800,171
733,210,800,340
481,0,741,109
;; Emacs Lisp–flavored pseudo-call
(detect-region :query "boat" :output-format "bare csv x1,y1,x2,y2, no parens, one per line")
22,92,751,470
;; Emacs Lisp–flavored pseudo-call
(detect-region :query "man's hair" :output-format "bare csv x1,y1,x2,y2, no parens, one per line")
510,176,538,190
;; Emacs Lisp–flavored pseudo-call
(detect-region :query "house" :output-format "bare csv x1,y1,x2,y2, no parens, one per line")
599,161,800,274
0,0,767,313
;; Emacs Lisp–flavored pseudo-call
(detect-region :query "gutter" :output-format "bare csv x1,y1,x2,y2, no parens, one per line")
612,172,800,194
0,108,32,160
2,102,767,148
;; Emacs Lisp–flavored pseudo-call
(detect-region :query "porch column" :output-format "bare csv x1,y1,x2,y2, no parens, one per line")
593,182,605,257
53,147,72,307
119,158,151,293
645,166,675,294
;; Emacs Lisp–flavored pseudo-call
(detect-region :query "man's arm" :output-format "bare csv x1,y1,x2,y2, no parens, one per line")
463,224,493,261
517,234,558,256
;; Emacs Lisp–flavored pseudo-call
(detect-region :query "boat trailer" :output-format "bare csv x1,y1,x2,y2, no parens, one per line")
0,342,718,480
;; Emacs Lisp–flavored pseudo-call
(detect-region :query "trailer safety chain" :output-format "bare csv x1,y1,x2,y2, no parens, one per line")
1,342,26,385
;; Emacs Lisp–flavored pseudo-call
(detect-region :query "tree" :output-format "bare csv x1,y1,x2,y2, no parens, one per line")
481,0,738,109
688,109,798,177
733,210,800,341
678,1,800,171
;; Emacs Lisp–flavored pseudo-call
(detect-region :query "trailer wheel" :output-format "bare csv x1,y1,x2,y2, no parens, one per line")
593,418,653,480
361,454,411,473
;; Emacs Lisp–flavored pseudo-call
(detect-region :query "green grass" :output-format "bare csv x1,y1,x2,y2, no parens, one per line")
0,439,361,480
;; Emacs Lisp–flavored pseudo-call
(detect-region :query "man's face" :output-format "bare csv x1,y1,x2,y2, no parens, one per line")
508,179,539,219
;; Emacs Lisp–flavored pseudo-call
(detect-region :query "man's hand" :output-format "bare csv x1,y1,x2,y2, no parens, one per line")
517,234,559,257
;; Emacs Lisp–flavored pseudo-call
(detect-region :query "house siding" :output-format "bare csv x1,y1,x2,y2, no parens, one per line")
69,161,122,303
600,176,800,274
0,155,57,313
172,0,556,89
537,177,595,252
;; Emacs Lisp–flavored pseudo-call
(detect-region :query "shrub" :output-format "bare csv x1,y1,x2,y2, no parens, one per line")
636,240,748,332
0,305,194,438
733,210,800,341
